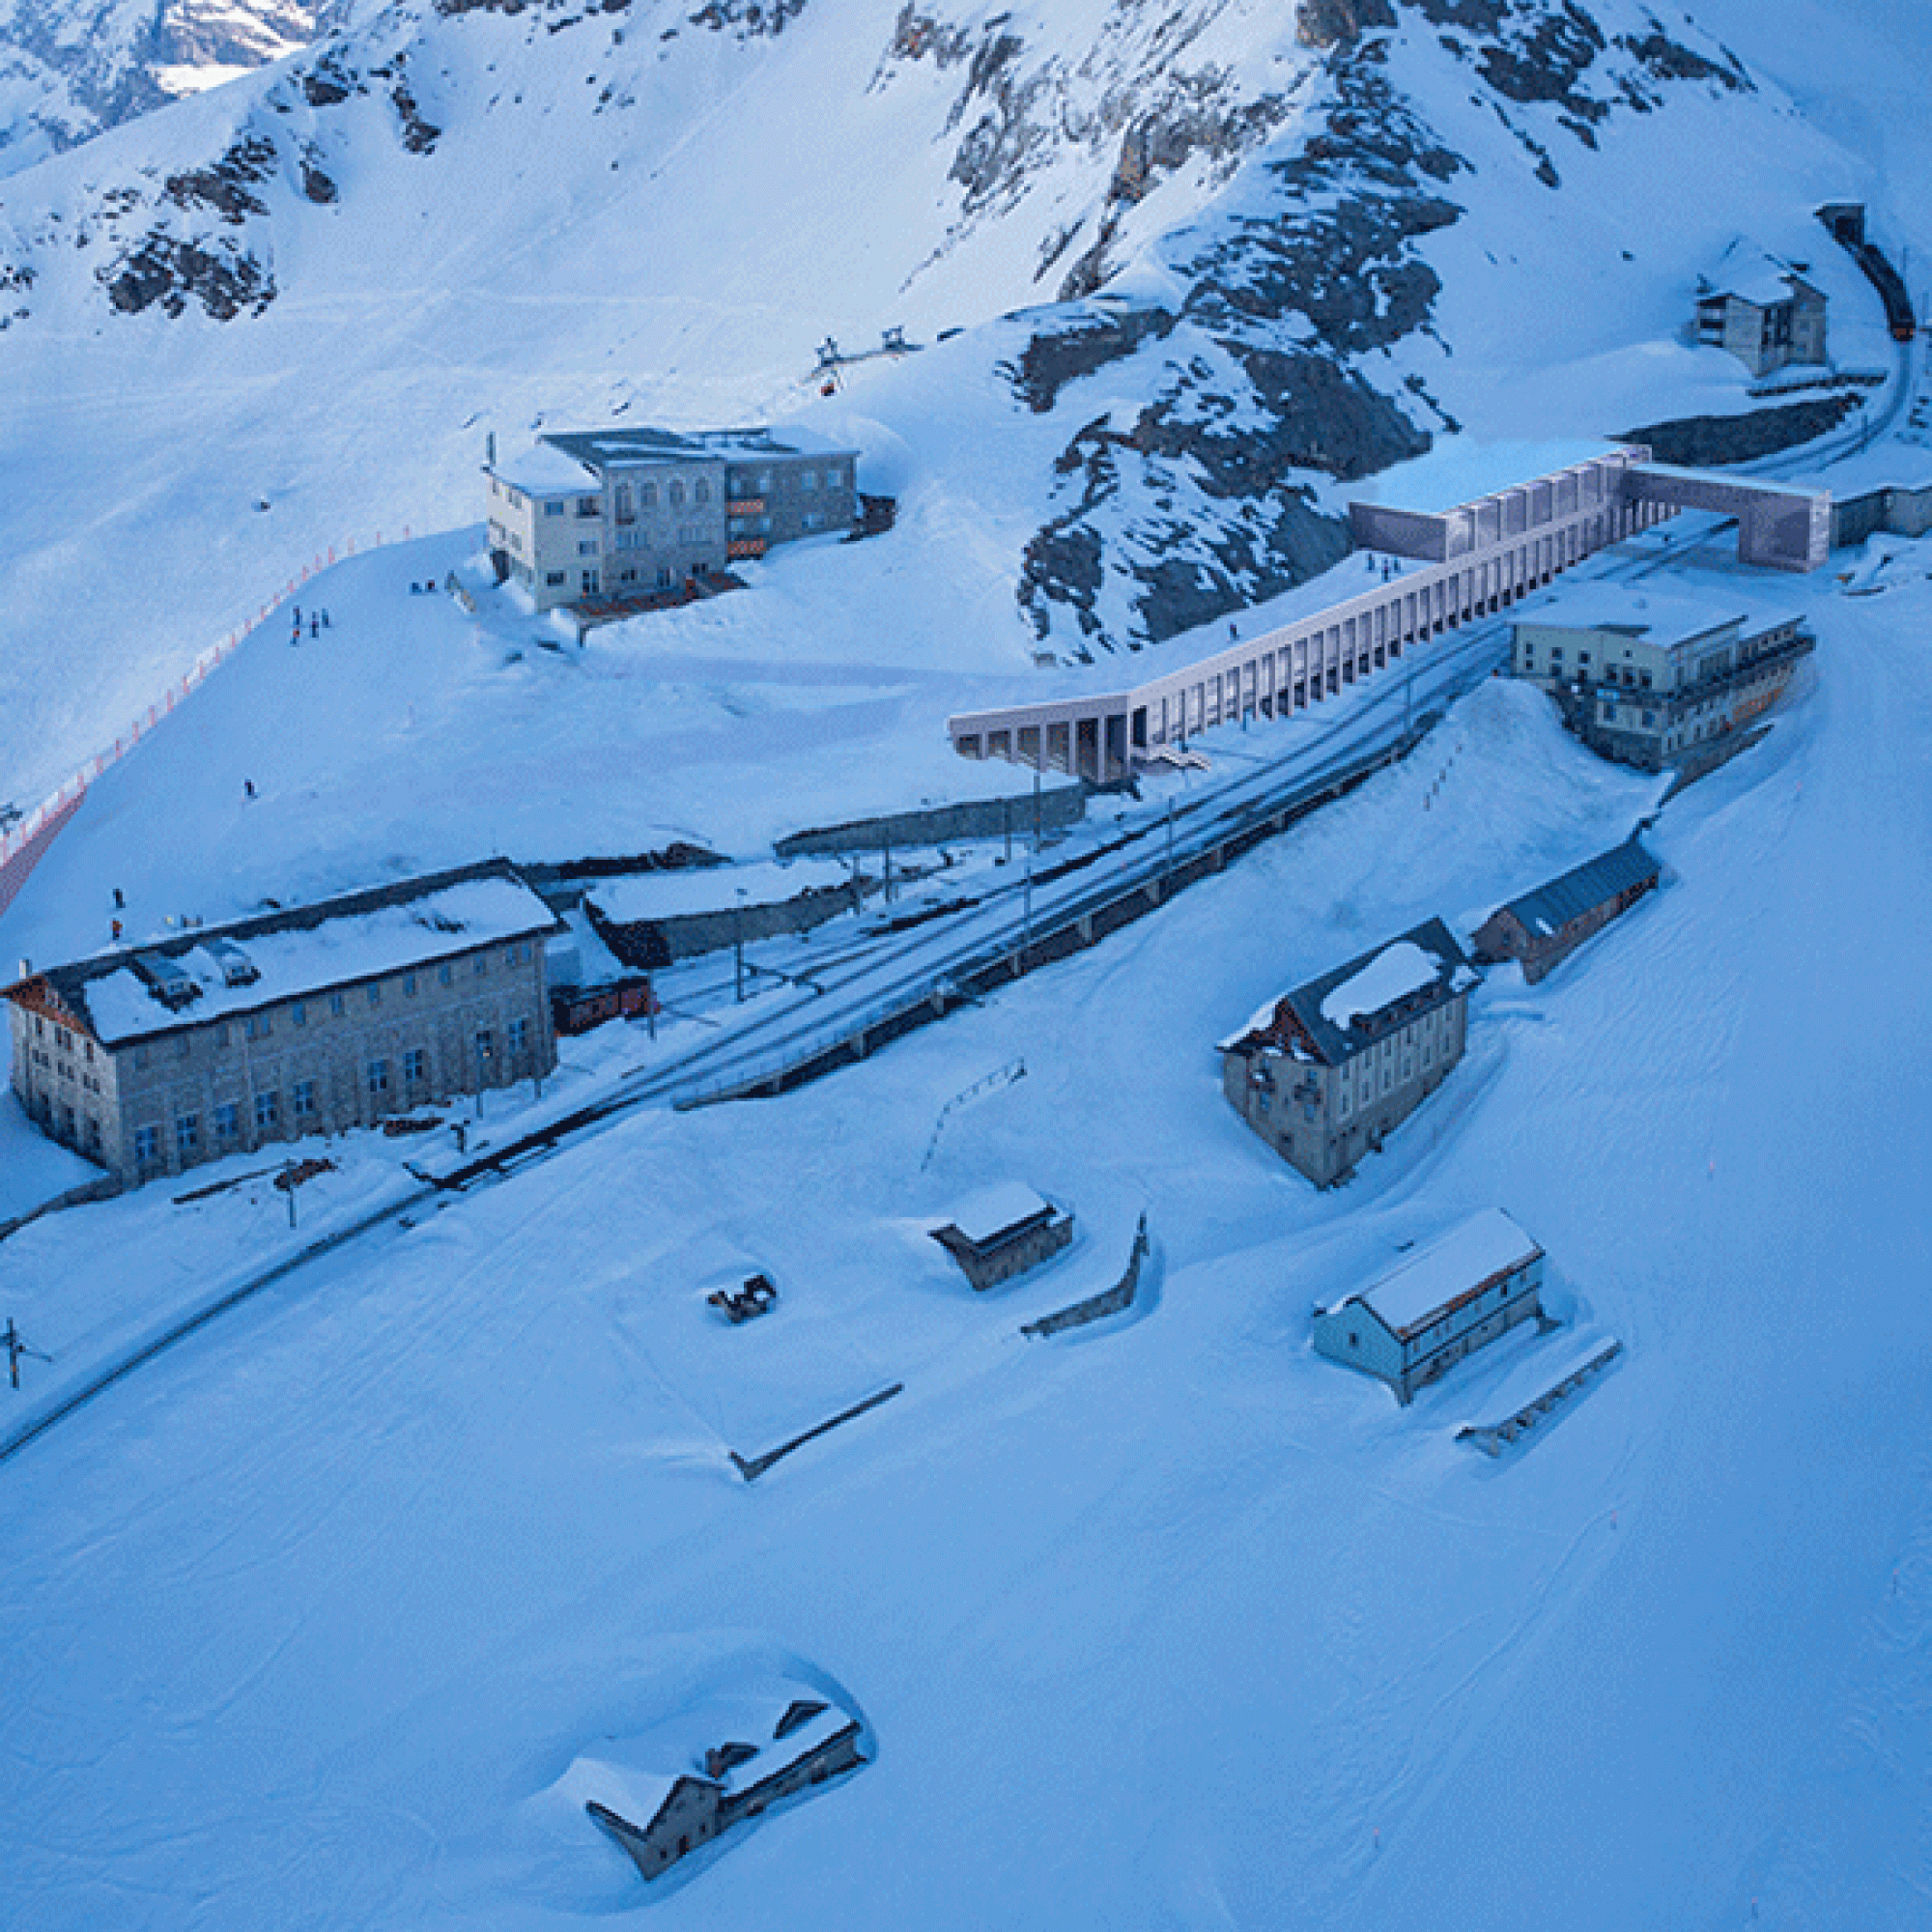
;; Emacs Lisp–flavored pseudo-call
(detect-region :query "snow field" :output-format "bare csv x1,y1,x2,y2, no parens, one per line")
8,541,1930,1924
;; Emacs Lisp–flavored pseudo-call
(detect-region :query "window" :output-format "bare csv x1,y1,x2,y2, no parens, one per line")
176,1113,199,1154
576,496,600,520
578,538,599,556
656,566,672,589
614,482,634,522
475,1028,494,1065
544,499,564,517
503,945,521,968
404,1047,425,1085
368,983,382,1008
135,1124,159,1165
330,993,346,1017
246,1012,271,1039
508,1017,528,1055
695,477,710,503
367,1058,389,1095
581,571,599,594
84,1116,100,1152
803,469,819,492
134,1046,149,1070
640,481,657,508
293,1081,316,1121
404,974,416,997
668,479,685,508
439,964,452,987
177,1035,191,1060
474,954,488,978
214,1102,240,1139
546,570,566,587
293,1002,306,1028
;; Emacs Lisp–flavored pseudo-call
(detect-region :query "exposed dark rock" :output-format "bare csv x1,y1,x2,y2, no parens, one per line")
164,134,278,226
1296,0,1397,48
101,234,274,320
1617,29,1749,95
1006,307,1177,414
1618,396,1860,467
299,150,338,204
300,55,359,107
391,83,440,154
690,0,807,34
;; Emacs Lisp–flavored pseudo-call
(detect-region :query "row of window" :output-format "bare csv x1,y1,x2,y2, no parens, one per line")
131,1021,529,1167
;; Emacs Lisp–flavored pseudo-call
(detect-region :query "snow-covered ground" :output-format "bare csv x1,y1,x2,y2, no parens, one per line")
4,519,1931,1924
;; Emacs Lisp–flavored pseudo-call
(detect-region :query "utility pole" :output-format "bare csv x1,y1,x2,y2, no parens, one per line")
1033,764,1042,852
734,889,748,1003
1022,848,1034,966
1165,795,1176,888
4,1318,49,1390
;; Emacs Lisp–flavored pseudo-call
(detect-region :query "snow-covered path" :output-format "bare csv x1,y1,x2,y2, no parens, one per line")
3,545,1929,1926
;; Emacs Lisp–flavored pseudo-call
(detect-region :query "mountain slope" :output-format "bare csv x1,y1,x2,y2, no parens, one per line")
0,0,1918,817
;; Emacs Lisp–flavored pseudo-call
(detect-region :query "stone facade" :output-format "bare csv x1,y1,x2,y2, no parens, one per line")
5,860,558,1188
931,1188,1074,1291
1694,270,1828,377
1511,596,1813,773
487,425,861,612
1220,919,1479,1188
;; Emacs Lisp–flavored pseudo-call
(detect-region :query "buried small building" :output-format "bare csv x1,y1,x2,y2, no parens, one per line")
582,1692,866,1884
930,1182,1074,1291
1314,1208,1548,1404
1470,835,1662,984
1219,921,1481,1188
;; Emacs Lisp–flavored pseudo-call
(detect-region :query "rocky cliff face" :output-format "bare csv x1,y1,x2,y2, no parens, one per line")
0,0,1761,658
0,0,327,177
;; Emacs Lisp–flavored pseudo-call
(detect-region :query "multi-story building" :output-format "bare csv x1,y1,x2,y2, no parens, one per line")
1219,919,1481,1187
1511,590,1813,772
5,860,559,1188
486,424,862,611
1313,1208,1547,1405
1694,266,1828,376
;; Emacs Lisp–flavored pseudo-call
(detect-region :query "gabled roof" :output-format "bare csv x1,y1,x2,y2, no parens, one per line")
1489,836,1661,943
1322,1208,1543,1339
1222,919,1480,1068
4,859,558,1048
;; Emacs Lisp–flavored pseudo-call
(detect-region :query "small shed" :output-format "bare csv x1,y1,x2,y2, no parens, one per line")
1471,836,1660,983
929,1183,1073,1291
1313,1208,1547,1404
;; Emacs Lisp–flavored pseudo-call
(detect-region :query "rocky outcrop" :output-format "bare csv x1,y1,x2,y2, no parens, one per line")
1617,396,1860,467
100,235,275,320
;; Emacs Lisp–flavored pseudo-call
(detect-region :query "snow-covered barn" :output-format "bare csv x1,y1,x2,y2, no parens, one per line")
1314,1209,1548,1405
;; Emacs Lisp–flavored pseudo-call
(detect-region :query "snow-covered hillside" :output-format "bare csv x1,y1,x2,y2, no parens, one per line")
0,0,1922,830
0,0,326,176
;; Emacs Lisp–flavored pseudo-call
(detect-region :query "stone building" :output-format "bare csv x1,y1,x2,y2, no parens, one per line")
1220,920,1481,1187
1694,265,1828,376
1313,1208,1547,1405
4,859,558,1188
583,1691,866,1884
1511,590,1812,772
929,1183,1074,1291
1470,835,1662,983
487,424,861,611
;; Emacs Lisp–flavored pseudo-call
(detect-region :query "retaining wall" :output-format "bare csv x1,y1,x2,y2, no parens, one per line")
1022,1214,1151,1337
775,783,1087,859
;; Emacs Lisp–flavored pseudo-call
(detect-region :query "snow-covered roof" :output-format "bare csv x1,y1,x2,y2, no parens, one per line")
936,1182,1054,1247
492,443,601,495
1348,440,1629,518
19,861,558,1047
1514,587,1747,644
541,424,860,471
1319,942,1439,1032
553,1682,859,1834
585,858,855,924
1324,1209,1544,1339
1222,918,1479,1068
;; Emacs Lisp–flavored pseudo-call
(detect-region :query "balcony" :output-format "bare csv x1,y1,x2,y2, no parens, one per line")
727,497,766,516
728,537,768,559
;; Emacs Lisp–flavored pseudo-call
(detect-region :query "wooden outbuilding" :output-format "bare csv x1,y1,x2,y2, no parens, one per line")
1471,836,1660,983
930,1183,1073,1291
